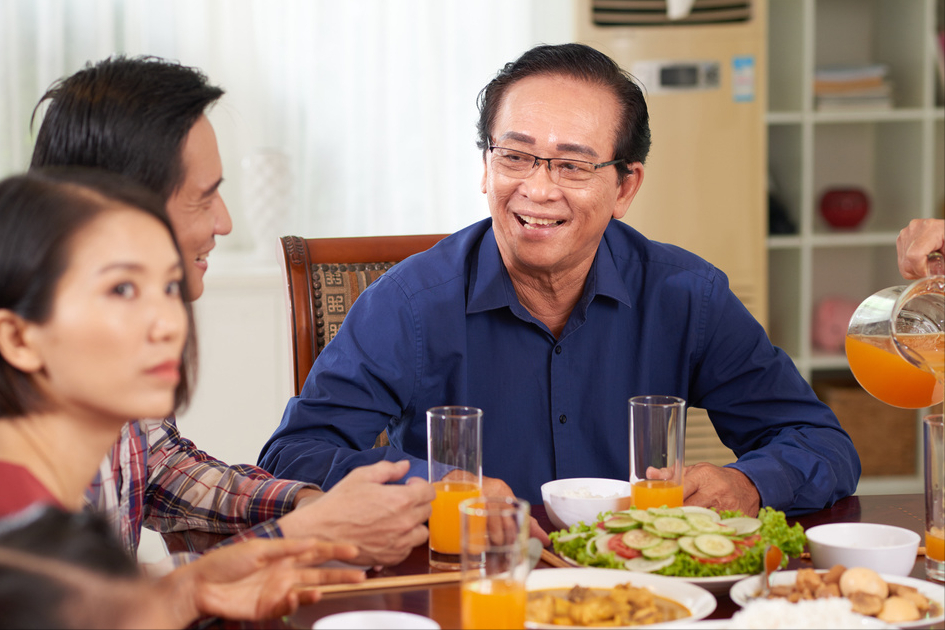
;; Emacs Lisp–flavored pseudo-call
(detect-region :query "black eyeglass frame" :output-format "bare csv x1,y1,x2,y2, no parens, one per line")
487,145,631,178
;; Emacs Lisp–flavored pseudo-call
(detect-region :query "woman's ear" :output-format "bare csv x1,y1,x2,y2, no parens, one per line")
0,310,43,373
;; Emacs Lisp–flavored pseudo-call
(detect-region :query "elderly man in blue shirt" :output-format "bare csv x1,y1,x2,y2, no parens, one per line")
259,43,860,539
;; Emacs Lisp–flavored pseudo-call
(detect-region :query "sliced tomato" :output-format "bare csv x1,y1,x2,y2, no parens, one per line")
607,533,643,559
734,534,762,547
694,547,742,564
597,521,608,530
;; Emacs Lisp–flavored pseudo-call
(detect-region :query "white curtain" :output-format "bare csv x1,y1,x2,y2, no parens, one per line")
1,0,575,252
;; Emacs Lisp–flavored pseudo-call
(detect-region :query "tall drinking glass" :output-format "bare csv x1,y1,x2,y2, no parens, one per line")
924,414,944,581
629,395,686,510
460,496,530,630
427,406,482,570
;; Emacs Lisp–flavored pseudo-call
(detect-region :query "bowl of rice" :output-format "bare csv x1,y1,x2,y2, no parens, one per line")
541,477,633,530
727,598,891,629
805,523,920,577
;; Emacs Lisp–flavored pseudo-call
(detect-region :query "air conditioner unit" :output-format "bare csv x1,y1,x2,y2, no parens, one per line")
576,0,768,468
575,0,768,328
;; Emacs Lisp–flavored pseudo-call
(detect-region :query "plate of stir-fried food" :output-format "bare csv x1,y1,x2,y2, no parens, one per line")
525,567,715,628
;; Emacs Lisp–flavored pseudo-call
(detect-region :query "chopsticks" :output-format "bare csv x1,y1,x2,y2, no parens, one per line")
305,549,573,595
310,571,461,594
540,548,573,568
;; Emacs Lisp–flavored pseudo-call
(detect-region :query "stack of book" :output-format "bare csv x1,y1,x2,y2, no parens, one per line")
814,64,892,112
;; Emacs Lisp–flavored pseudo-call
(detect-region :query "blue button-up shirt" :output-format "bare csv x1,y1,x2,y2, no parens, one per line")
259,219,860,514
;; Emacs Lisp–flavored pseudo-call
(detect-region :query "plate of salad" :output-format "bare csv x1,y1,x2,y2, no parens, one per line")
548,505,806,595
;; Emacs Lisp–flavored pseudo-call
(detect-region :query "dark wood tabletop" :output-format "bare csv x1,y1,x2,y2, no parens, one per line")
276,494,941,629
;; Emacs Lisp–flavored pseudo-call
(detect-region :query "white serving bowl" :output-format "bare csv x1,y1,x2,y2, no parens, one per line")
313,611,440,629
541,477,633,531
805,523,920,577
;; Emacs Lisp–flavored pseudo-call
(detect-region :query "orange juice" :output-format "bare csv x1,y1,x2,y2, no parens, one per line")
845,333,944,409
927,526,945,562
430,480,480,554
632,479,683,510
461,578,526,629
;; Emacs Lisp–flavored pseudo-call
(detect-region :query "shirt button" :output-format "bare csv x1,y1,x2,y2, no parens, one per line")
559,414,567,424
555,345,562,355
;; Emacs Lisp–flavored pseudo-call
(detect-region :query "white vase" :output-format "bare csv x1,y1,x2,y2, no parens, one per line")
241,149,292,262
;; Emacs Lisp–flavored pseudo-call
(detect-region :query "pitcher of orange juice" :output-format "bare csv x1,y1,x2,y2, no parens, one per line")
845,253,944,408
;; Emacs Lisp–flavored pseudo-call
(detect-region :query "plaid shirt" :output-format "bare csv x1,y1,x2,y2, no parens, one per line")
85,416,314,567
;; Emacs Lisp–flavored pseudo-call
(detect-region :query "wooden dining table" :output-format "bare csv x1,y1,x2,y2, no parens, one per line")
220,493,944,629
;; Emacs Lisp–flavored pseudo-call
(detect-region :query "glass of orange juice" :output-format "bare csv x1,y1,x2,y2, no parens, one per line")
427,406,482,570
459,496,530,630
629,395,686,510
924,414,944,581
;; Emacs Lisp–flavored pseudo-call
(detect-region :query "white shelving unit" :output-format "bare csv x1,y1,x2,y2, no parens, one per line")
766,0,944,494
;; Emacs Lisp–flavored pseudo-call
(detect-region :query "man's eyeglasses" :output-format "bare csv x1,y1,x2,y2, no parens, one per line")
488,146,627,189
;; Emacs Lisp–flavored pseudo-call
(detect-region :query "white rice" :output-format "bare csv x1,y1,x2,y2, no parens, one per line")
728,598,879,629
556,487,619,499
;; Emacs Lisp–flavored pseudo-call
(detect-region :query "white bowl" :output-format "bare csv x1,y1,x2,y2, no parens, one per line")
313,611,440,629
805,523,920,577
541,477,633,531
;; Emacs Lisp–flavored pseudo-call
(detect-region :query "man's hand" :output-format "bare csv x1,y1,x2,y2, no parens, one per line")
683,462,760,516
162,538,365,625
467,473,550,545
277,460,435,567
897,218,945,279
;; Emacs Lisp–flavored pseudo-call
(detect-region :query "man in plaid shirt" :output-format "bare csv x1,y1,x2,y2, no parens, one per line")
30,55,434,568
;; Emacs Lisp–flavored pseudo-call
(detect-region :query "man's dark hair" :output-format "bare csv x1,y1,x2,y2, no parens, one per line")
30,55,224,201
0,168,197,417
476,43,651,179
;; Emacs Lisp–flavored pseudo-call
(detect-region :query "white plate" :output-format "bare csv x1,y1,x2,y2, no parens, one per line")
558,552,748,595
525,567,716,628
729,570,945,629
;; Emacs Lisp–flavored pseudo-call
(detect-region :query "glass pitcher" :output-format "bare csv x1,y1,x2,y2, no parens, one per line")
845,253,945,408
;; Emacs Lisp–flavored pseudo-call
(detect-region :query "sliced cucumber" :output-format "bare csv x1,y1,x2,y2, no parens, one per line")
643,523,669,539
628,509,656,525
601,516,641,532
677,535,711,559
641,538,679,560
621,529,663,550
693,533,736,557
715,524,737,536
652,516,692,537
719,516,762,536
686,515,724,533
594,533,615,556
680,506,721,522
649,507,685,518
624,556,675,573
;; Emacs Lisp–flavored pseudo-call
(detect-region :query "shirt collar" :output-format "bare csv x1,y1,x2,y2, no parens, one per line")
466,222,633,315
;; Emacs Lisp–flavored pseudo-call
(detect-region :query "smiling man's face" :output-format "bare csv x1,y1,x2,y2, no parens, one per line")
165,115,232,300
481,74,640,281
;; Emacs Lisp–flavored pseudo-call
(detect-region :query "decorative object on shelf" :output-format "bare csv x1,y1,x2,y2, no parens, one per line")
812,296,859,353
768,192,796,235
241,148,292,261
819,188,870,230
814,64,892,111
768,171,796,235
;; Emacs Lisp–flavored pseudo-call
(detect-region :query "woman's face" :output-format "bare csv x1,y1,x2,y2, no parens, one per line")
26,206,187,424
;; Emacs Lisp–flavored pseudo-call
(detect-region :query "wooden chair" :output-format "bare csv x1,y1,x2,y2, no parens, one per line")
278,233,448,397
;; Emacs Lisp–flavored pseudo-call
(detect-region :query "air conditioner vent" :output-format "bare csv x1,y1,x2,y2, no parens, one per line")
592,0,750,27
